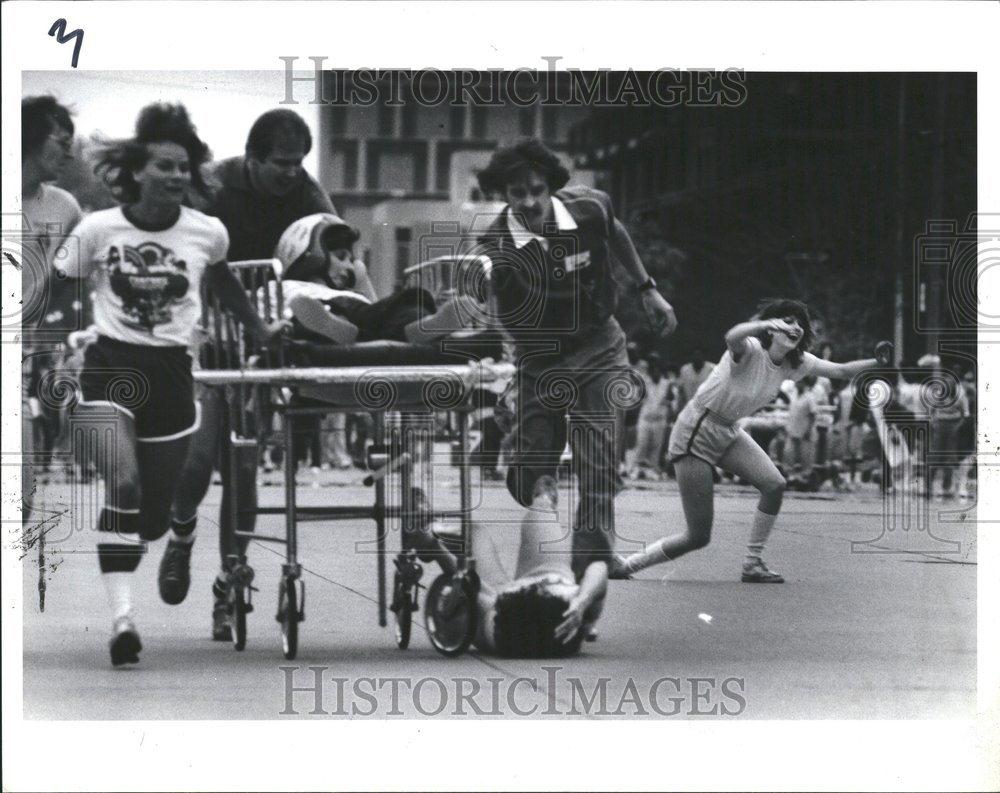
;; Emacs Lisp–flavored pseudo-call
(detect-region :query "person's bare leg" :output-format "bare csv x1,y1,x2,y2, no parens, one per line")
619,456,715,575
513,475,572,579
717,431,787,582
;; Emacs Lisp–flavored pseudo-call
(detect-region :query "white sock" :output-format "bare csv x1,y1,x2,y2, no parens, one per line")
102,572,134,622
622,538,671,575
747,509,778,560
170,515,197,545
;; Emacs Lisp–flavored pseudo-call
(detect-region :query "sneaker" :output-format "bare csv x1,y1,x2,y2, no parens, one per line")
741,557,785,583
212,580,233,642
531,475,559,511
608,554,634,580
158,539,192,605
109,617,142,666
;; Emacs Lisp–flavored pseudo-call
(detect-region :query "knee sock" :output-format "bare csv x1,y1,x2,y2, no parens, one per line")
169,514,197,545
96,508,144,622
621,537,672,575
746,509,778,561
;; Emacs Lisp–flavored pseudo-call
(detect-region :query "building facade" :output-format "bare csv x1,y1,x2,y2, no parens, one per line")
316,71,592,296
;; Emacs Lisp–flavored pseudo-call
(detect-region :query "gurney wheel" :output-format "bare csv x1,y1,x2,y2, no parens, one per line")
232,585,248,652
279,577,299,660
426,573,478,657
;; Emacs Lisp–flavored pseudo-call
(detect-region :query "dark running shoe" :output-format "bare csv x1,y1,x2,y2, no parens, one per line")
109,617,142,667
158,539,193,605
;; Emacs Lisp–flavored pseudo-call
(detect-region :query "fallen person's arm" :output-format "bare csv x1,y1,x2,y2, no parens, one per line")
554,560,608,645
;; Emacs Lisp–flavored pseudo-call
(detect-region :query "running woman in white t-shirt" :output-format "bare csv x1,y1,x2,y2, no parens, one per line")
61,104,286,665
616,299,892,582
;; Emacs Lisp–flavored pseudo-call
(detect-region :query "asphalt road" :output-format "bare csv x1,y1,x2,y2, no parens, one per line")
21,472,976,720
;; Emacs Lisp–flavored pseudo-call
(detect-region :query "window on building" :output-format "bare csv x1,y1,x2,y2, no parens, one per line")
401,101,418,138
413,147,428,194
395,227,412,280
436,149,451,192
471,106,488,139
449,106,465,139
378,102,395,137
379,151,415,193
541,105,557,141
330,141,358,190
329,106,347,137
342,143,358,189
519,106,536,137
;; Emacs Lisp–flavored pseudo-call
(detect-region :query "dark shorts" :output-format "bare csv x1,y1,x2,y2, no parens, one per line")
78,335,198,442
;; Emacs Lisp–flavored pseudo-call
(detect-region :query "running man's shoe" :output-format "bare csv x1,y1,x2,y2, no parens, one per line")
741,557,785,583
212,579,233,642
109,617,142,666
158,539,193,605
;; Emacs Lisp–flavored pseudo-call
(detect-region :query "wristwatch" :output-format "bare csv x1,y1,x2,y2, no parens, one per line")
639,277,657,292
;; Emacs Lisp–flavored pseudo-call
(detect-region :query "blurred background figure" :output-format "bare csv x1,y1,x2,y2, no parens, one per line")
785,376,818,485
953,368,977,501
927,361,971,500
322,414,355,471
629,354,676,480
677,348,714,412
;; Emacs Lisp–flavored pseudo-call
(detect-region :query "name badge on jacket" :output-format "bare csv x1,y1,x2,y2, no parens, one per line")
563,250,591,273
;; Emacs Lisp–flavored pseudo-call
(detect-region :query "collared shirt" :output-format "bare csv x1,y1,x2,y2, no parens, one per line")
205,156,335,263
479,185,620,349
504,196,578,251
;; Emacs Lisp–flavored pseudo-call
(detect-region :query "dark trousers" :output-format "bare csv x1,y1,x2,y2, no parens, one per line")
506,320,630,579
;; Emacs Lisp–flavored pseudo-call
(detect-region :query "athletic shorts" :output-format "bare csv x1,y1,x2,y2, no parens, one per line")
667,401,741,465
78,335,199,442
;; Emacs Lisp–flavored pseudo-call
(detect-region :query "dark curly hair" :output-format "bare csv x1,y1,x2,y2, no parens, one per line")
93,103,212,204
752,298,815,368
22,95,74,157
477,138,570,197
492,581,585,658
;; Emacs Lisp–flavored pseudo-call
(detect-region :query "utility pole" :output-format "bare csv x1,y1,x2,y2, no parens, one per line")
924,74,948,357
893,75,906,366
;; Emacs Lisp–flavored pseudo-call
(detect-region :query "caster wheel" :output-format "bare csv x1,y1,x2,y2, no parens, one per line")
278,577,299,660
426,573,477,657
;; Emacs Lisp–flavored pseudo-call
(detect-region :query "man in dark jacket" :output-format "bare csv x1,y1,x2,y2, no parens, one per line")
159,109,336,639
474,139,676,641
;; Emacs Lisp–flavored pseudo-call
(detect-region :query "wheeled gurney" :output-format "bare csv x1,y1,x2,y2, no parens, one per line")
193,260,513,659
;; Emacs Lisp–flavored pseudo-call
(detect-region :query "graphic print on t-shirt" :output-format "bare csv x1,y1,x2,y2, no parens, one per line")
107,241,190,330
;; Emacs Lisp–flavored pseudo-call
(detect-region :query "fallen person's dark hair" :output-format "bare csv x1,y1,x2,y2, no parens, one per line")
492,581,585,658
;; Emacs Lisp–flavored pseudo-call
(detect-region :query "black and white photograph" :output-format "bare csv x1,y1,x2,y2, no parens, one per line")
3,2,998,791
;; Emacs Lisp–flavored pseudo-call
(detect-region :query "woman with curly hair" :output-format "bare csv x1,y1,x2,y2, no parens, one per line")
615,299,893,582
60,103,285,666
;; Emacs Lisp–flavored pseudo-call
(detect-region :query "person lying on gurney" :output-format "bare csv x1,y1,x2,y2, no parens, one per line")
273,213,483,345
405,478,607,658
